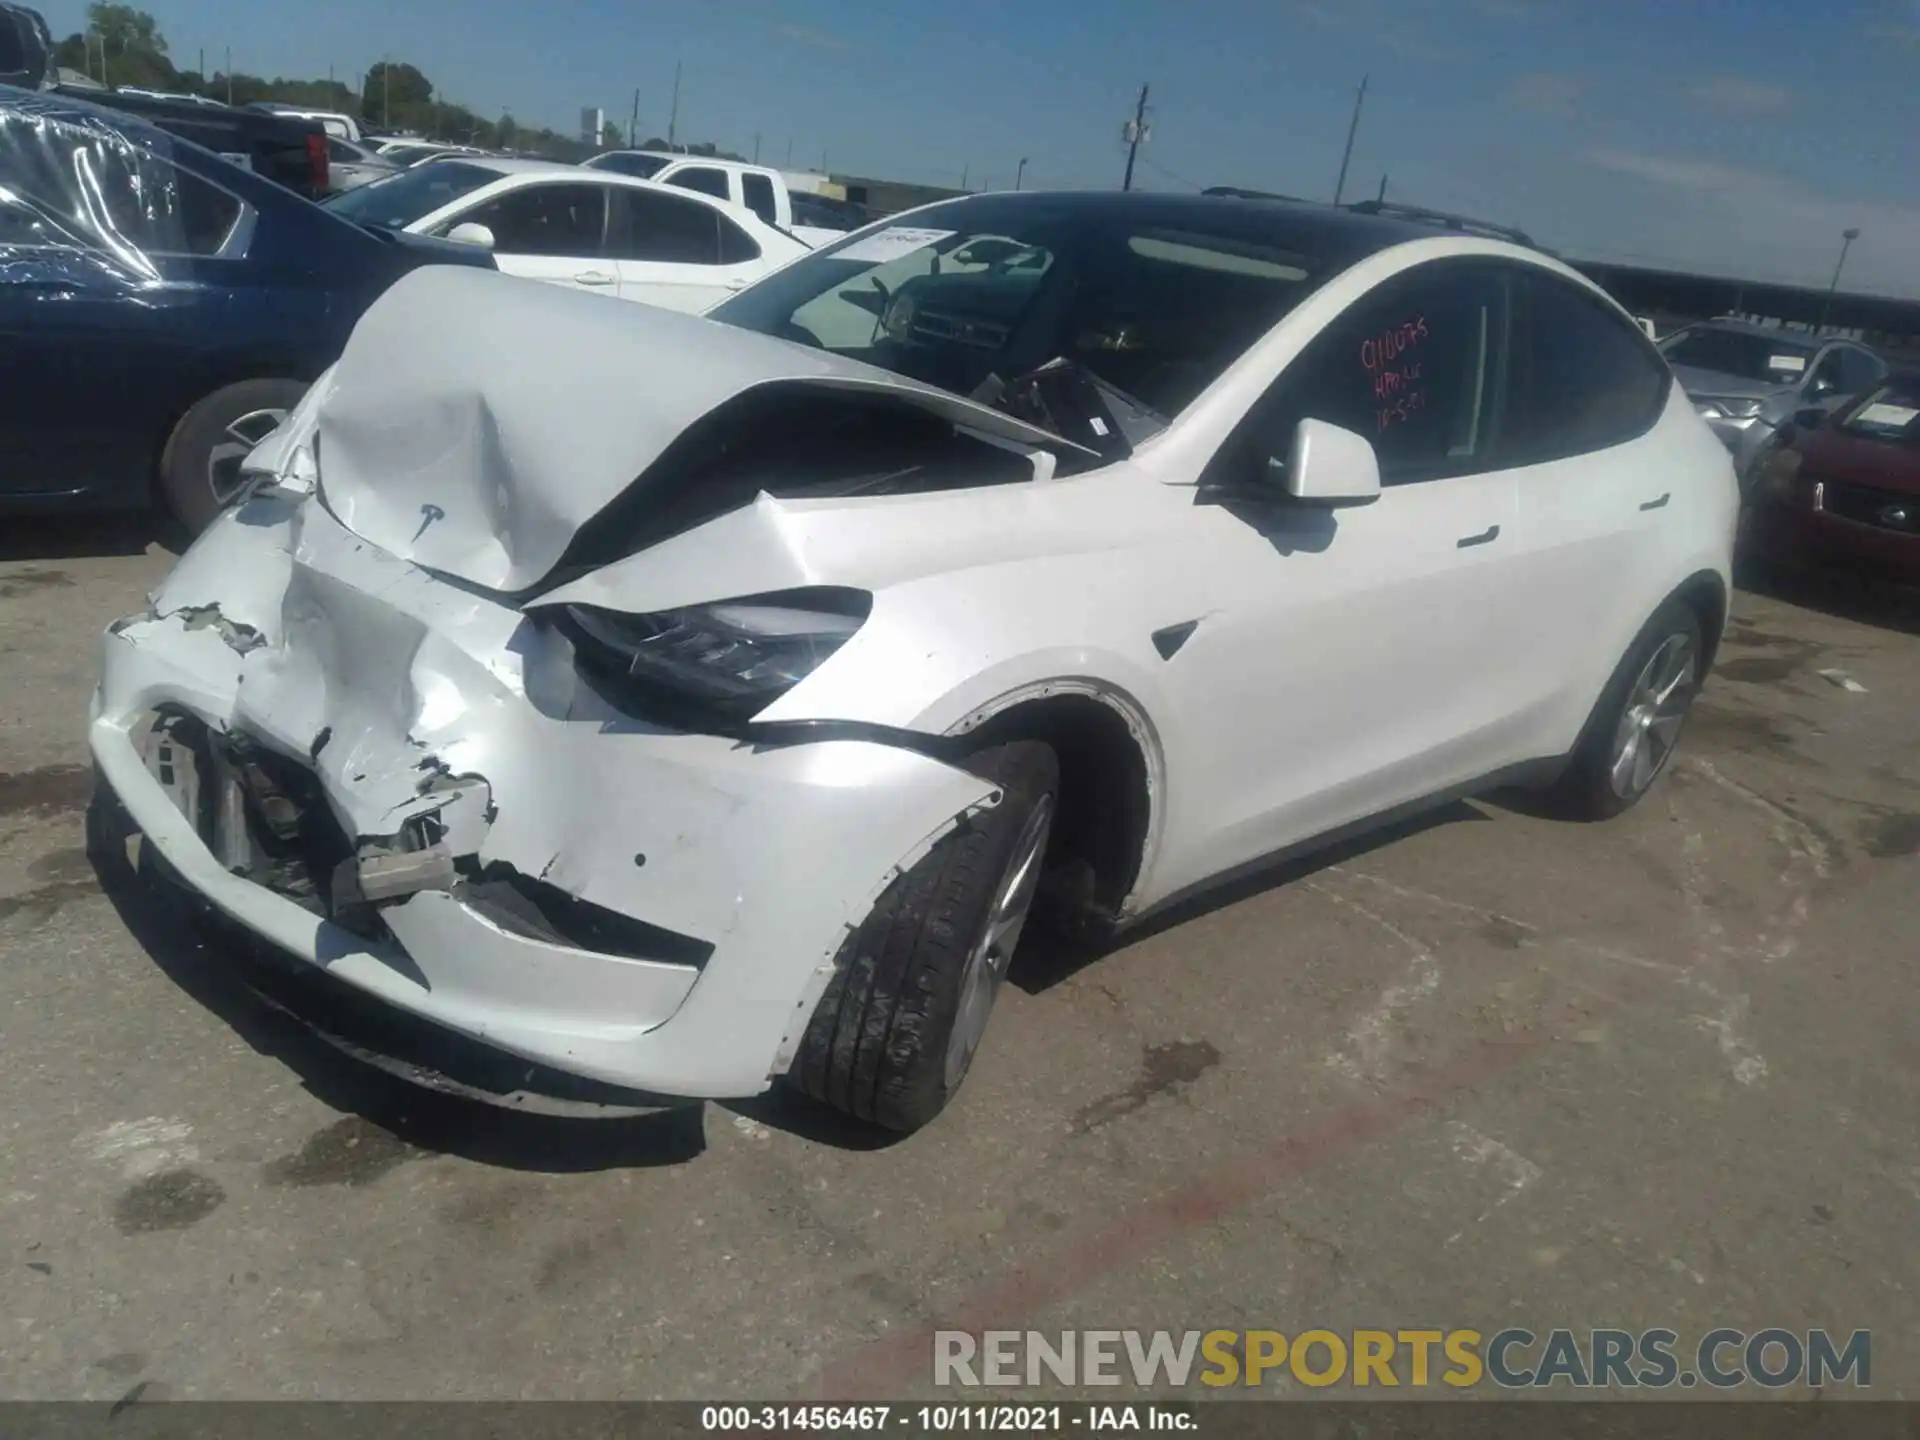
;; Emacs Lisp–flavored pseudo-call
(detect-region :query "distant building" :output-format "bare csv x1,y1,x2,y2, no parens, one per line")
579,106,604,146
830,174,967,217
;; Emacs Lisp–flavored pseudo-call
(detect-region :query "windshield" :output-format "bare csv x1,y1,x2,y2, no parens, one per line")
1660,328,1814,385
323,161,499,229
707,195,1334,426
1840,378,1920,445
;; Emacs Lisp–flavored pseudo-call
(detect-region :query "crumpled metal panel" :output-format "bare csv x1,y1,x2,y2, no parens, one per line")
308,264,1094,594
0,89,194,290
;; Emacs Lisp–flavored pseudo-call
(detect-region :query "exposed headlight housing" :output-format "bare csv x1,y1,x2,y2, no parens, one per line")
557,588,870,718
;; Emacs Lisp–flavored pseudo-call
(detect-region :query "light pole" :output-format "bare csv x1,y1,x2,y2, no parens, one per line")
1818,227,1861,332
1015,156,1028,191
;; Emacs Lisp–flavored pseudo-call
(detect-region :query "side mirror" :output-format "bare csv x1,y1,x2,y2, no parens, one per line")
1790,406,1826,431
446,221,496,250
1276,417,1382,506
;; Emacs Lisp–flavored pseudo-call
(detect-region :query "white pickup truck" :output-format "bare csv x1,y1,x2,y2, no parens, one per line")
582,151,858,247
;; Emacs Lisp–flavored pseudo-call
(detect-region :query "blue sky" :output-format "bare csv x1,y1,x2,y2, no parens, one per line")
45,0,1920,297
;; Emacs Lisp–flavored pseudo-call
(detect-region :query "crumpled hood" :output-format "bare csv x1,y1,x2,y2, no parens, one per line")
312,265,1088,593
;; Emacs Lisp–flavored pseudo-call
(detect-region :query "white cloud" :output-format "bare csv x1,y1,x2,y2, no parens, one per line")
1505,71,1586,117
1584,148,1920,296
1685,75,1794,116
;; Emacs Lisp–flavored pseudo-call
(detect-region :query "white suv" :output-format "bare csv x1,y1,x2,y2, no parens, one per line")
90,192,1736,1133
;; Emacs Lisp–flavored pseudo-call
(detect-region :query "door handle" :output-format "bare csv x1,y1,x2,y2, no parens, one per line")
573,271,615,286
1639,492,1671,511
1456,524,1501,548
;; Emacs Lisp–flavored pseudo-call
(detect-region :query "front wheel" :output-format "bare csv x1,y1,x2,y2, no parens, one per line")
158,378,311,537
789,741,1059,1133
1547,600,1704,820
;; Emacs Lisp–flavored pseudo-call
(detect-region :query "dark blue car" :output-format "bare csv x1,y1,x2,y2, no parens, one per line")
0,85,495,535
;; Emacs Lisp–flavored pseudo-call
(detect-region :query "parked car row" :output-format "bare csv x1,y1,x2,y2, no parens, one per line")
0,85,495,532
322,156,811,310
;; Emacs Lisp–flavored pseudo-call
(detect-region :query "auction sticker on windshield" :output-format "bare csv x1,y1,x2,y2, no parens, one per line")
1856,402,1918,430
833,227,957,263
1768,354,1807,374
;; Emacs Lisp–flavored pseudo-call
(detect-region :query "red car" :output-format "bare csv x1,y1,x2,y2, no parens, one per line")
1744,373,1920,585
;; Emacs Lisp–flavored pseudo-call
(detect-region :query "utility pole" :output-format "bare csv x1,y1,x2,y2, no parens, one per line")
1332,74,1367,205
629,88,639,148
667,62,681,150
1015,156,1028,190
753,132,761,163
225,46,232,105
960,163,969,189
1377,172,1388,202
1121,83,1150,191
785,137,794,167
821,147,829,170
1818,227,1862,331
381,56,389,128
197,47,203,83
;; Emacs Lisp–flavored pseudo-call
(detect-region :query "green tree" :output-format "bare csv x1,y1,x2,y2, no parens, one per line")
87,2,167,58
360,60,433,124
599,120,625,149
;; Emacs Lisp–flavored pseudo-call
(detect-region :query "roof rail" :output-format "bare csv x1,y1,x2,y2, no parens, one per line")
1201,185,1314,204
1343,199,1542,250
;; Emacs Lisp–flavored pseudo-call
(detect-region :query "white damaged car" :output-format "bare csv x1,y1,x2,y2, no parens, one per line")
90,192,1736,1131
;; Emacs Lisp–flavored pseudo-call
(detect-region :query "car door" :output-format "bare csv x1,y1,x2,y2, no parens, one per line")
1499,266,1682,758
1170,258,1533,883
440,181,615,294
605,188,765,311
0,129,247,505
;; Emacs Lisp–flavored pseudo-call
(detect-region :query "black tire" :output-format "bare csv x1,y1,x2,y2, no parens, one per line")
1546,599,1706,821
789,741,1059,1133
158,378,311,537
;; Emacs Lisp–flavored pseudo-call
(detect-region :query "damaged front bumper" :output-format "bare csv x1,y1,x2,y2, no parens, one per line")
91,493,999,1102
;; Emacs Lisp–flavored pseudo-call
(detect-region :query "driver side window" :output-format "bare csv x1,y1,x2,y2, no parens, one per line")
1226,260,1511,487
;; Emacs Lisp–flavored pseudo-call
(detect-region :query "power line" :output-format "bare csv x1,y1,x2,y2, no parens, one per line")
1136,154,1205,191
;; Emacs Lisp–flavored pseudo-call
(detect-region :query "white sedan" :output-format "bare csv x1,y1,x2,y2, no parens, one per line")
322,156,809,312
90,191,1736,1133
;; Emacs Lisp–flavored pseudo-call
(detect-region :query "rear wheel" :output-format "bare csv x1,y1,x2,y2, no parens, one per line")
1547,600,1704,820
789,741,1058,1132
158,378,310,537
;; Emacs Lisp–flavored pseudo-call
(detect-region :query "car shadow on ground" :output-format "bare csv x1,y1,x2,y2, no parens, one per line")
0,514,171,563
1734,552,1920,636
1010,799,1490,995
91,812,709,1174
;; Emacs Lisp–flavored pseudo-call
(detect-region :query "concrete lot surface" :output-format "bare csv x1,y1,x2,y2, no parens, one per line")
0,522,1915,1402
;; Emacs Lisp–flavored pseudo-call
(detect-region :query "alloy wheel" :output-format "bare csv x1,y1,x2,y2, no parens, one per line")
205,408,291,508
1607,631,1696,800
943,794,1055,1091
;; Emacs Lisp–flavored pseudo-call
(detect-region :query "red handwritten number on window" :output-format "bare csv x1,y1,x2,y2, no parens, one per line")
1360,315,1430,432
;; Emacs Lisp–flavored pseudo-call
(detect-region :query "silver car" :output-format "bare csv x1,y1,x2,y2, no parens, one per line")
1660,319,1887,487
324,137,400,194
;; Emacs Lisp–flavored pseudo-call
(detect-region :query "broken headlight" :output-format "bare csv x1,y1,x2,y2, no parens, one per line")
560,589,869,716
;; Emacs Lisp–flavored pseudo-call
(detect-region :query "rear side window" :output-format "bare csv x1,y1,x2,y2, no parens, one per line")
668,166,731,201
1235,259,1511,484
456,183,608,257
1504,272,1669,464
610,189,721,264
717,214,761,264
740,172,778,225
